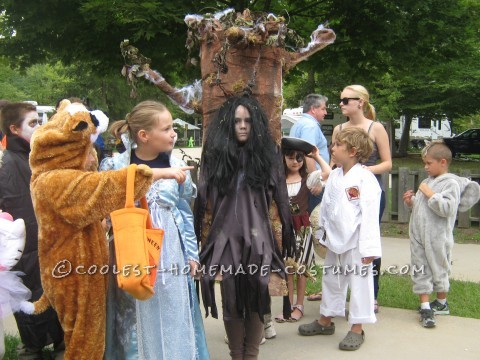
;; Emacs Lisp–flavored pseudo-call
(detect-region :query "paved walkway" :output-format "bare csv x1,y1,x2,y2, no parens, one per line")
203,237,480,359
3,237,479,359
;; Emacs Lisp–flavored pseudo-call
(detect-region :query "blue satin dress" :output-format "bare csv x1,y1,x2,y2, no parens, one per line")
100,134,210,360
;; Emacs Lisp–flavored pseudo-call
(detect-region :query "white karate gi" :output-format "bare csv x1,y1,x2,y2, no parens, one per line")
317,164,381,324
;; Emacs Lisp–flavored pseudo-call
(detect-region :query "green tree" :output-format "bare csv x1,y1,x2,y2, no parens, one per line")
1,0,479,156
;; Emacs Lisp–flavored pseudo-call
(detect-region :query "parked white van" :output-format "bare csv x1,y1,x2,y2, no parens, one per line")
394,115,451,148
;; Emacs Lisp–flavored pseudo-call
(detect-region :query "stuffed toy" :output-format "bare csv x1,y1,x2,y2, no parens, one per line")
22,100,153,360
0,213,31,360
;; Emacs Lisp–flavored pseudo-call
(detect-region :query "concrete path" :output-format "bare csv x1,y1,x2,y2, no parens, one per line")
204,296,480,360
381,236,480,283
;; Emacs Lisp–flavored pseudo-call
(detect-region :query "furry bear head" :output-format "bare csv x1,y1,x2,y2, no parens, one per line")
0,217,26,271
29,100,108,178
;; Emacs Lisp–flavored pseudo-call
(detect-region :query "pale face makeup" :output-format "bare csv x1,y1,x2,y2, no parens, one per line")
16,111,41,143
234,105,252,144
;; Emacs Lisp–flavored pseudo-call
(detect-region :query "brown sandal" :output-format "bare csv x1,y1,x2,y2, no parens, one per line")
274,313,288,323
307,292,322,301
287,304,304,322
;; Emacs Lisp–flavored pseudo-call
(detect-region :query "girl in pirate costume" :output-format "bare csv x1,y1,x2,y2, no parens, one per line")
275,137,331,323
194,96,295,360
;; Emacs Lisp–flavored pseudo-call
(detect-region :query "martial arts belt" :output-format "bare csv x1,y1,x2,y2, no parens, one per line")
111,164,164,300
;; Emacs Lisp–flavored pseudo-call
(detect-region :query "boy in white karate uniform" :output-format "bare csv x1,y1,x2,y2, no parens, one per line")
299,127,381,351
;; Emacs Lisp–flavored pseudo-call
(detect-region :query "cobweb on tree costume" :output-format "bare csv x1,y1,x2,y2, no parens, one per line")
120,8,336,141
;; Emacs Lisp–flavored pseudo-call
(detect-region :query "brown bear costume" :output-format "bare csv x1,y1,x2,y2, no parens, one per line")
26,100,153,359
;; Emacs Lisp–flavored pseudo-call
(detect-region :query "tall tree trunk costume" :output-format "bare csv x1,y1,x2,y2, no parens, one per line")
120,8,336,142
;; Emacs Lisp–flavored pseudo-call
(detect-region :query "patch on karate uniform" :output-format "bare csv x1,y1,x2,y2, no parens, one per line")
345,186,360,200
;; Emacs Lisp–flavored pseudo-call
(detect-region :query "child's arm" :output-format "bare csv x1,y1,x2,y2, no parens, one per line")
152,166,194,183
306,146,332,194
308,145,331,180
32,166,152,228
418,183,434,199
421,181,460,218
403,189,415,208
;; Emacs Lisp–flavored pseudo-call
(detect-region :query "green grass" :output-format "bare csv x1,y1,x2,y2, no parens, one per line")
381,221,480,244
3,335,20,360
305,266,480,319
2,334,54,360
381,222,480,244
392,153,480,173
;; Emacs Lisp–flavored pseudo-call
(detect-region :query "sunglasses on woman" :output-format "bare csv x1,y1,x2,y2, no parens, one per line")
340,97,360,105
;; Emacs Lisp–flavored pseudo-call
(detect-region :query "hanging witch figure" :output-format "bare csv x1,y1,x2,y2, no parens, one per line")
194,95,295,360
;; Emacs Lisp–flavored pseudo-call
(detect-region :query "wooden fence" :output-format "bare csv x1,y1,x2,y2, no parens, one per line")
381,168,480,228
186,158,479,228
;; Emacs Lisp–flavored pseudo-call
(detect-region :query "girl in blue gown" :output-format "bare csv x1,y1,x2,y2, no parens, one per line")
100,101,209,360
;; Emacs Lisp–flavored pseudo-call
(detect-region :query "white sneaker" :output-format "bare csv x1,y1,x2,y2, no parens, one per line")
264,321,277,339
224,335,267,345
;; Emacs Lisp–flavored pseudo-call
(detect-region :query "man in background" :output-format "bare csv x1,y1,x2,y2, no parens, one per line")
289,94,330,212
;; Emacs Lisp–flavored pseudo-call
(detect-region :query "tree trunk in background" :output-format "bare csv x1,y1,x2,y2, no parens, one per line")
396,113,412,157
307,68,316,94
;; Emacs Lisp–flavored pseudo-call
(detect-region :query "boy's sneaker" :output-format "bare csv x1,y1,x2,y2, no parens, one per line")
430,299,450,315
264,320,277,339
419,309,436,328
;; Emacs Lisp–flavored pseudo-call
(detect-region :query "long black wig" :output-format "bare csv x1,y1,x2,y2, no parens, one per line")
202,96,278,196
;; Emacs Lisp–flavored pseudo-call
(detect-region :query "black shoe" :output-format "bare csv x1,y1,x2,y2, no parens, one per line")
430,299,450,315
16,343,43,360
419,309,436,328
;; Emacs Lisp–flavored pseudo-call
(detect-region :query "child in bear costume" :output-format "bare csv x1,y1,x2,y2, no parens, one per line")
23,100,153,359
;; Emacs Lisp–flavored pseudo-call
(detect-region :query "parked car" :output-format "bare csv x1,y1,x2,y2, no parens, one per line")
443,128,480,157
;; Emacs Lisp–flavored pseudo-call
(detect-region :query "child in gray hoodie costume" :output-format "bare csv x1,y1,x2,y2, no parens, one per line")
404,141,480,328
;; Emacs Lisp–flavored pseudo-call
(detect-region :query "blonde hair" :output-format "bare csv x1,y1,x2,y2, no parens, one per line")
421,141,452,165
344,85,376,120
336,127,373,163
109,101,169,142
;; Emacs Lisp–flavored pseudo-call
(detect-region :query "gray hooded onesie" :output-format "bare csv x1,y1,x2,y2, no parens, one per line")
408,173,480,295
